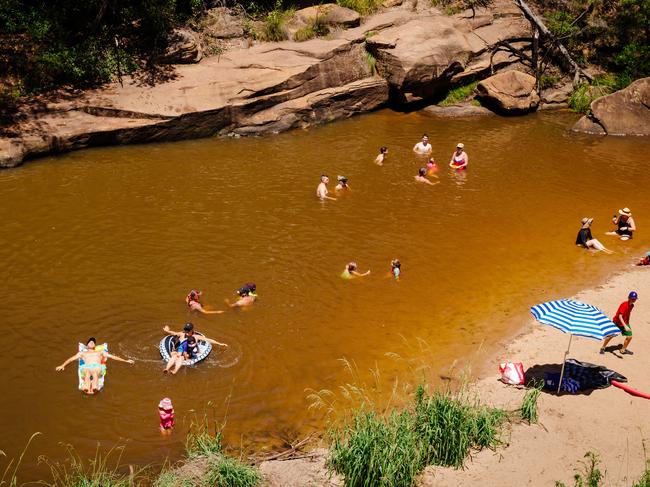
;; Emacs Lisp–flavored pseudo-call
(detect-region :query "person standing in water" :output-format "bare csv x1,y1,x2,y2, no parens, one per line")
415,167,438,185
336,176,351,191
413,134,433,154
575,218,612,254
158,397,175,434
375,147,388,165
450,143,468,169
317,175,336,201
607,208,636,240
390,259,401,280
600,291,638,355
341,262,370,279
186,290,224,315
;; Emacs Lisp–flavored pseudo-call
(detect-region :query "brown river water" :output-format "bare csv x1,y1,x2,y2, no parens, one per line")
1,109,649,478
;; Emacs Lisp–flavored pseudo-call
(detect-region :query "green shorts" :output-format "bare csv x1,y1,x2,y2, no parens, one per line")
618,326,632,337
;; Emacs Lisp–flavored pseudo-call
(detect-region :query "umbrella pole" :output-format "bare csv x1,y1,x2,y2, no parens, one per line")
557,334,573,394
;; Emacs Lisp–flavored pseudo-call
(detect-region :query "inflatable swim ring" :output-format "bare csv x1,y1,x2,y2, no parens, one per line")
611,380,650,399
159,332,212,366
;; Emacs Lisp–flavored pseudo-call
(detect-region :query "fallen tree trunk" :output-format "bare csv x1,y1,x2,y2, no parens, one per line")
514,0,593,85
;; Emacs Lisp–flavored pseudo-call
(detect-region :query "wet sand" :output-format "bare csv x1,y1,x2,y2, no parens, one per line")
423,264,650,486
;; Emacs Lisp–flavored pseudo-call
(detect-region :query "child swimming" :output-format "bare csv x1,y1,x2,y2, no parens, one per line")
159,397,175,434
341,262,370,279
336,176,350,191
375,147,388,165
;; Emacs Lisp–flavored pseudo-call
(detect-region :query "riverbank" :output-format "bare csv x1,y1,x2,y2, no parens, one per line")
258,264,650,486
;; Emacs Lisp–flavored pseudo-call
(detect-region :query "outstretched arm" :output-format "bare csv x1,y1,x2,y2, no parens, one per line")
352,270,371,277
163,326,184,338
105,353,135,364
56,352,81,371
200,308,225,315
200,335,228,347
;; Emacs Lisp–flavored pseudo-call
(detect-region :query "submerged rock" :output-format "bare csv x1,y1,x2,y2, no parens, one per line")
422,103,494,117
475,70,540,114
572,77,650,136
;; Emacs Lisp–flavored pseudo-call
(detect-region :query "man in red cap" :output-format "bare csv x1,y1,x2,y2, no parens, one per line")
600,291,638,355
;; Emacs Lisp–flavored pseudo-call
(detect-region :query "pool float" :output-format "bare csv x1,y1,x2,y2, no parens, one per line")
611,380,650,399
78,342,107,391
159,332,212,366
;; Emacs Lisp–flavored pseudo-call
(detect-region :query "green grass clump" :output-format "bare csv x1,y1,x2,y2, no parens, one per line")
520,382,543,424
293,15,329,42
438,81,479,106
366,50,377,75
261,1,294,42
568,73,632,114
204,455,262,487
185,420,223,458
336,0,382,15
555,451,603,487
330,385,508,486
634,465,650,487
539,74,562,89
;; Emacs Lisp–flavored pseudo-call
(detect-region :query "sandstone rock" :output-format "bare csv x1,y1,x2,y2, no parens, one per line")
159,28,202,64
541,82,572,104
203,7,245,39
422,102,494,117
475,70,540,114
287,4,361,41
572,116,606,135
573,77,650,136
382,0,404,7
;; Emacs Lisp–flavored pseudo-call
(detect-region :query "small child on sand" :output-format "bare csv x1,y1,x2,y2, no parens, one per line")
159,397,175,434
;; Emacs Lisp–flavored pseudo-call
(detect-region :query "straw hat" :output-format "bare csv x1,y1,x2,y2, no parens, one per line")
619,207,632,216
456,143,464,149
581,217,593,226
159,398,173,410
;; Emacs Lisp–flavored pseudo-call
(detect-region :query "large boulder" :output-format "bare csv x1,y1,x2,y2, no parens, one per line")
475,70,540,114
287,4,360,40
571,77,650,136
203,7,245,39
159,28,202,64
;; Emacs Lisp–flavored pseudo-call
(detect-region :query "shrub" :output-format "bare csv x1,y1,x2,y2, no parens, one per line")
438,81,479,106
555,452,603,487
293,14,329,42
336,0,383,15
261,2,294,42
204,455,261,487
539,74,562,89
520,383,542,424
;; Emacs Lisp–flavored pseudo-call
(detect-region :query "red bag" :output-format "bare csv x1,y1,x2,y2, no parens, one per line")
499,362,525,385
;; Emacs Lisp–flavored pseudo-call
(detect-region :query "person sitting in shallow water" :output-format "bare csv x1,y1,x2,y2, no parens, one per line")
575,218,612,254
607,207,636,240
336,176,351,191
226,283,257,308
56,337,134,394
414,167,438,185
341,262,370,279
375,147,388,165
186,290,224,315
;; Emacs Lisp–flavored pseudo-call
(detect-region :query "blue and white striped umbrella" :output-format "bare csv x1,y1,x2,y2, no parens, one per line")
531,299,620,340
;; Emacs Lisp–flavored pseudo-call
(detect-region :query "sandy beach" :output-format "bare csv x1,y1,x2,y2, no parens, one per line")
422,265,650,486
261,264,650,486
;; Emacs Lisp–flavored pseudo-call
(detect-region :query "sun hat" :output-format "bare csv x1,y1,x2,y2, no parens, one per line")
159,398,173,410
629,291,638,299
456,143,464,149
581,217,594,226
619,207,632,216
337,175,347,182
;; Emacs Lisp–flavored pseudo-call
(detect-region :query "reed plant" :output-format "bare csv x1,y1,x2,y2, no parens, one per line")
185,418,223,459
0,432,41,487
261,1,294,42
203,455,261,487
520,382,543,424
555,451,603,487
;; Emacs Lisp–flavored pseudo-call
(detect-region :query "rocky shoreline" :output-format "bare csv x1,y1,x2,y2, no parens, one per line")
0,0,537,168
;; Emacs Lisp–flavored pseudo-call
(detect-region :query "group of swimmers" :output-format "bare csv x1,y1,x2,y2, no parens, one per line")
341,259,401,280
575,207,638,253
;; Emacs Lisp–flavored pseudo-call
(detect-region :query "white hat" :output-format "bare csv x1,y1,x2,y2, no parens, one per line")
456,143,464,149
619,207,631,216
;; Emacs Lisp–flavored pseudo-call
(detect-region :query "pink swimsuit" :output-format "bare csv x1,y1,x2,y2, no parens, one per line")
159,409,175,429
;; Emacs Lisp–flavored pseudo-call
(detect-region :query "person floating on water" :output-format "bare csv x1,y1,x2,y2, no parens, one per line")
55,337,134,394
413,134,433,154
415,167,438,185
163,323,227,374
159,397,175,434
317,175,336,201
186,290,224,315
449,143,468,170
575,218,612,254
226,283,257,308
390,259,401,280
636,251,650,266
336,176,351,191
341,262,370,279
600,291,638,355
375,147,388,165
606,207,636,240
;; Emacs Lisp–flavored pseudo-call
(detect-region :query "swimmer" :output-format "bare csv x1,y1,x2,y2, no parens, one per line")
413,134,433,154
225,283,257,308
317,175,336,201
56,337,134,394
426,157,439,175
449,143,468,169
186,290,224,315
606,207,636,240
375,147,388,165
390,259,401,280
163,323,227,374
336,176,351,191
159,397,175,434
575,218,613,254
415,167,438,185
341,262,370,279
